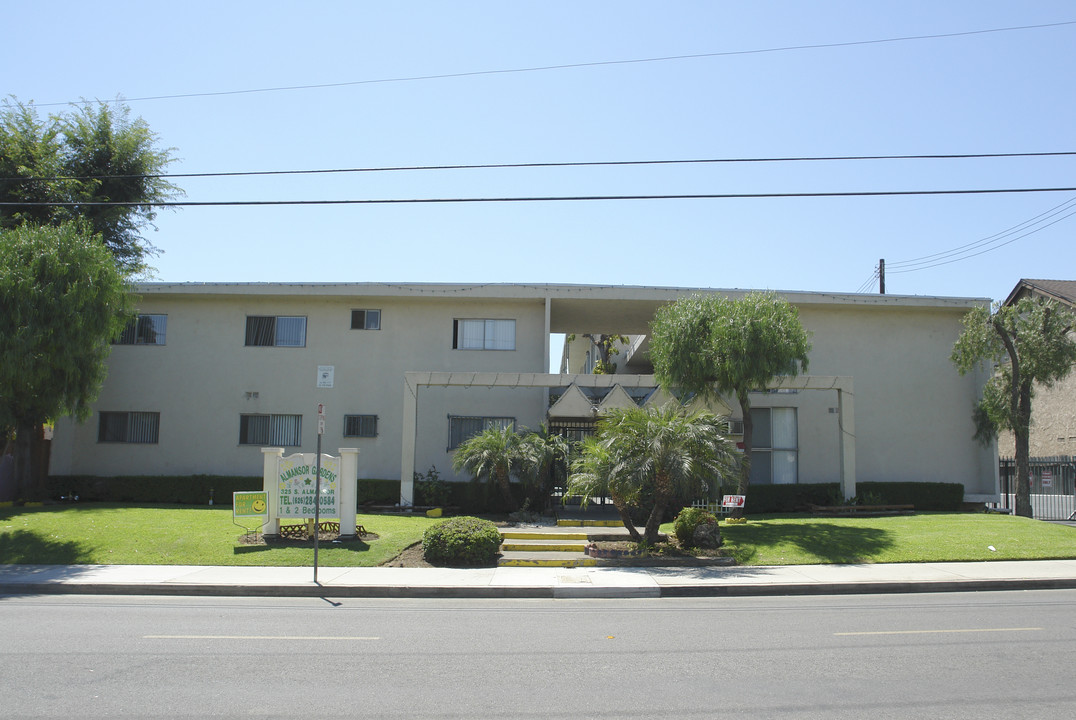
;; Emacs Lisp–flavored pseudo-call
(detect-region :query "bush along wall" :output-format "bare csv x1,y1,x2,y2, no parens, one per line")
48,475,262,505
854,482,964,511
742,483,841,514
356,478,401,506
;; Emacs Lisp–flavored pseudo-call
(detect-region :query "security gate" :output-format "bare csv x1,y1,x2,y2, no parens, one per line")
998,456,1076,520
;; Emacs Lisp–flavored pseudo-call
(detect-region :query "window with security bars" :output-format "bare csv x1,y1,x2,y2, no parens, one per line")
115,315,167,345
452,319,515,350
343,414,378,437
245,316,307,347
350,309,381,330
239,414,302,446
98,412,160,443
448,415,515,450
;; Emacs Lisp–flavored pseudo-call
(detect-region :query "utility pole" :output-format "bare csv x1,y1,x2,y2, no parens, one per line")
879,258,886,295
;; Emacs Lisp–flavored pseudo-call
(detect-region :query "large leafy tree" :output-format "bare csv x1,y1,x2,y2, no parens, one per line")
648,291,811,502
1,98,181,276
951,297,1076,518
0,223,132,499
567,404,737,544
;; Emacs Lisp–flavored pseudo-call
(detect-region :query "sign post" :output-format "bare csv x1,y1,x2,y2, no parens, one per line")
313,403,326,583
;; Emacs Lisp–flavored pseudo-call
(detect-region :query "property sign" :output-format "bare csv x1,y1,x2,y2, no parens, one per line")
277,454,340,518
722,494,747,508
317,366,335,388
233,491,269,519
1041,470,1054,488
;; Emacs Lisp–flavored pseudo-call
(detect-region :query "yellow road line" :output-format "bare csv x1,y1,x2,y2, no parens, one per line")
144,635,380,640
835,627,1042,636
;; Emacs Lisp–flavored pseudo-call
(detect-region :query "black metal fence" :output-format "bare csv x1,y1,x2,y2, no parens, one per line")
998,455,1076,520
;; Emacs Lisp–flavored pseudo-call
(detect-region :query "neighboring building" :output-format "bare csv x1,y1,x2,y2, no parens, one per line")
50,283,999,503
998,279,1076,458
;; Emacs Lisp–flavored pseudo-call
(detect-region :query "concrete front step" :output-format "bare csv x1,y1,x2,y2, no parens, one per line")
498,551,598,568
501,531,588,540
557,519,623,528
501,540,589,552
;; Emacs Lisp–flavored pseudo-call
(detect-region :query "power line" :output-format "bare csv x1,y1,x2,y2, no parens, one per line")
6,185,1076,208
4,150,1074,183
886,196,1076,269
887,205,1076,274
32,19,1076,107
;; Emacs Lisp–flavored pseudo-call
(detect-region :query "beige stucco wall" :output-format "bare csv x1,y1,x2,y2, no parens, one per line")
998,370,1076,458
51,289,548,482
50,283,997,501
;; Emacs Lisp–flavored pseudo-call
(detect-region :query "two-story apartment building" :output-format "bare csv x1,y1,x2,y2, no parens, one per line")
48,282,1000,504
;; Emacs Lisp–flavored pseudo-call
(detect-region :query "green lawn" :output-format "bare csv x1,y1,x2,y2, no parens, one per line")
694,513,1076,565
0,503,440,567
1,504,1073,567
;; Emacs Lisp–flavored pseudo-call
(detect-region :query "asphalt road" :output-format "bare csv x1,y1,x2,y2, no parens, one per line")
2,590,1074,719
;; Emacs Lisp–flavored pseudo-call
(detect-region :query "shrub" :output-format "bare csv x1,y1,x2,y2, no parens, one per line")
854,482,964,511
356,478,400,506
673,506,719,547
414,466,451,506
47,475,261,504
744,483,840,514
422,516,502,566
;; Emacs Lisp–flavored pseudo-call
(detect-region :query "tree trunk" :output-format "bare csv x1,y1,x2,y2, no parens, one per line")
496,467,517,512
733,390,752,518
13,419,36,501
612,495,642,542
644,496,666,546
1013,379,1034,518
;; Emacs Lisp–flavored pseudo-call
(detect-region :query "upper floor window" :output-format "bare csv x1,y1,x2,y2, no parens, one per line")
351,309,381,330
453,319,515,350
98,411,160,444
115,314,166,345
245,316,306,347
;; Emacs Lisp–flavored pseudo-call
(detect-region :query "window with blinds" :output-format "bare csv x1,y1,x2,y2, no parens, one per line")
239,414,302,446
452,319,515,350
115,315,167,345
245,316,307,347
98,412,160,443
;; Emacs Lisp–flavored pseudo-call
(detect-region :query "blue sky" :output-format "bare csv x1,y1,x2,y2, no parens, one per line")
6,1,1075,310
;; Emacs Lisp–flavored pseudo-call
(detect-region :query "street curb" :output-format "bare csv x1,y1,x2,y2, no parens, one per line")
4,577,1076,599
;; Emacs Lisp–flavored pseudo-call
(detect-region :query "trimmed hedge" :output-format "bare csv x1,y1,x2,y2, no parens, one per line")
742,483,840,514
854,481,964,511
356,478,401,505
422,516,502,566
47,475,261,505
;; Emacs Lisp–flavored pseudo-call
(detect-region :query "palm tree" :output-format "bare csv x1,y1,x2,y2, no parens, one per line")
568,404,737,544
516,426,569,511
451,424,522,511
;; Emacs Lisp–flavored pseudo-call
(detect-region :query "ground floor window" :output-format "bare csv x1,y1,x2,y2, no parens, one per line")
448,415,515,450
98,411,160,443
343,414,378,437
239,414,302,446
749,407,797,485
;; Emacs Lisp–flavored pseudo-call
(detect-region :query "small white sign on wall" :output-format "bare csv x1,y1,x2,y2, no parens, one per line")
316,365,334,388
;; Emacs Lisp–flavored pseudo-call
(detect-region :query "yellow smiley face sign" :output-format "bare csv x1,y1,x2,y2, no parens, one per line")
233,491,269,519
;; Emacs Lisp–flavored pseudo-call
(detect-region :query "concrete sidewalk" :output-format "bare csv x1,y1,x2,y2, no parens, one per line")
2,560,1076,599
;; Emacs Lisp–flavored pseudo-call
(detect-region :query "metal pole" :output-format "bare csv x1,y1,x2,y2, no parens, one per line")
879,258,886,294
314,430,321,583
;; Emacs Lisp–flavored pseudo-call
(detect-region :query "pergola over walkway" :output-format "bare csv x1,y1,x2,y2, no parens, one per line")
400,372,855,506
